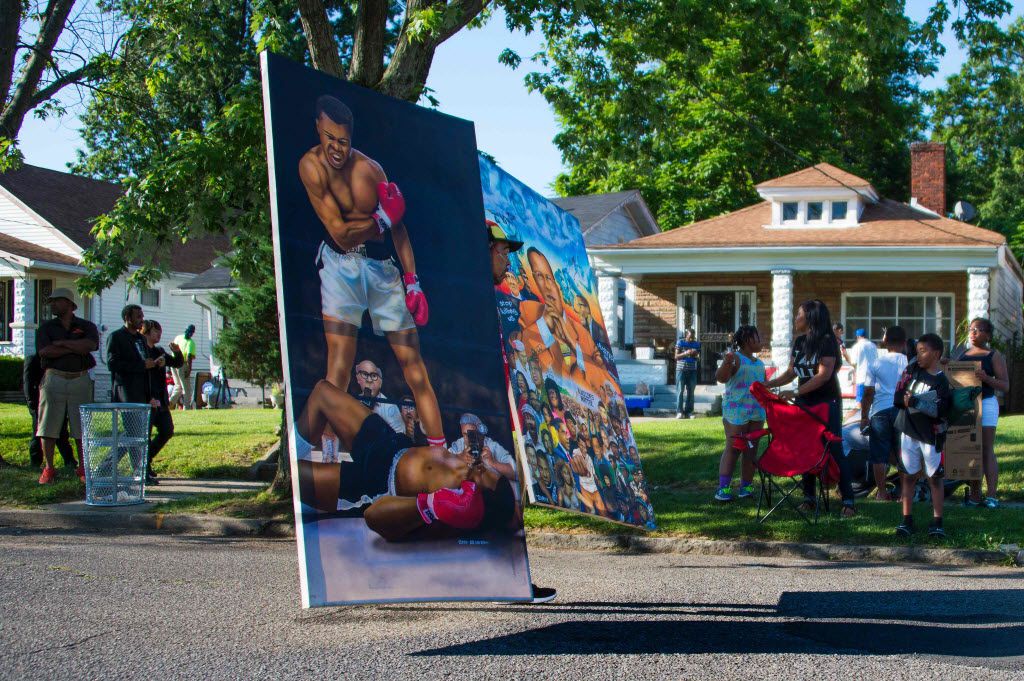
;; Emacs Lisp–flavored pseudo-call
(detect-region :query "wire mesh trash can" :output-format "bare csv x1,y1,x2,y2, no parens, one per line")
80,403,151,506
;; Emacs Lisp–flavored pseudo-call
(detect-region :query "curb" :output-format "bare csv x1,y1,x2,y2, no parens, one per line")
1,507,1019,568
527,531,1018,568
0,508,294,538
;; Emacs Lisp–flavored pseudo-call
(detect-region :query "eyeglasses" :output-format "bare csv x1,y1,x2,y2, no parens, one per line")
356,371,381,381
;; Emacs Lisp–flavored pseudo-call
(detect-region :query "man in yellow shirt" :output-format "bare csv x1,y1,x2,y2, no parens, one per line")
170,324,197,409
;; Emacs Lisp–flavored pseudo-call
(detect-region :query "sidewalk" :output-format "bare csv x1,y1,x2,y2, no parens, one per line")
1,477,1021,568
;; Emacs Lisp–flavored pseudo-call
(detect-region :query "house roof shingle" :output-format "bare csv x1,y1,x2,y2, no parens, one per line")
0,231,79,266
755,163,875,191
178,265,235,291
598,199,1006,250
550,190,643,232
0,163,228,274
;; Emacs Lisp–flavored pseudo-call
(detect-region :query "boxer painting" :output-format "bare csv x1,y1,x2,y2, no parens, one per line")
262,53,531,607
299,95,444,447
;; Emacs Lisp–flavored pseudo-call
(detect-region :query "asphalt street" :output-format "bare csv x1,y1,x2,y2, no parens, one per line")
1,528,1022,680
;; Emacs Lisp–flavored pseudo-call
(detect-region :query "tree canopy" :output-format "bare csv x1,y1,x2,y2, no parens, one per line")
931,17,1024,258
520,0,1011,229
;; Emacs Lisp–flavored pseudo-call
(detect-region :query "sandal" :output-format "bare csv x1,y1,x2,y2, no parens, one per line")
840,505,857,518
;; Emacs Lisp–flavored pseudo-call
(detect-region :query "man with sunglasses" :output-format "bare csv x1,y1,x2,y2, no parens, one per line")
353,359,403,434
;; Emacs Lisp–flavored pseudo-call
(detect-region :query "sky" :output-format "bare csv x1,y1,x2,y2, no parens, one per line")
16,2,1023,197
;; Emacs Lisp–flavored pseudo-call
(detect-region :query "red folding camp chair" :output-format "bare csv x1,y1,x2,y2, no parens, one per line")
732,382,841,524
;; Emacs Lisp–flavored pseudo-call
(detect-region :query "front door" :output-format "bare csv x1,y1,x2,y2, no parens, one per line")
698,292,735,383
678,289,756,384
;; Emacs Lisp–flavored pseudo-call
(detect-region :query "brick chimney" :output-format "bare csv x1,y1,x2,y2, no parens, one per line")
910,142,946,216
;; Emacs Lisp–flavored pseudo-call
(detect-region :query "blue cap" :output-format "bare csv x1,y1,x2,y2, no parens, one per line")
855,328,866,337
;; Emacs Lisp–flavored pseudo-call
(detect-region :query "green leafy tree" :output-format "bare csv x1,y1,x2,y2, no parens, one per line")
0,0,123,167
931,17,1024,259
520,0,1010,229
74,0,578,493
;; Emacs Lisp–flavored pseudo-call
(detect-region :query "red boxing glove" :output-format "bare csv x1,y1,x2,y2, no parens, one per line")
372,181,405,233
416,480,484,529
403,272,429,326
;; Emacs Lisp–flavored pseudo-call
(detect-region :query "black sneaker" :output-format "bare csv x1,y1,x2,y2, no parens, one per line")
145,473,160,486
895,519,914,538
927,521,946,539
531,584,557,604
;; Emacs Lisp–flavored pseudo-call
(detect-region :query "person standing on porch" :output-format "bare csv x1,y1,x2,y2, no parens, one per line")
767,299,857,517
675,329,700,419
169,324,197,409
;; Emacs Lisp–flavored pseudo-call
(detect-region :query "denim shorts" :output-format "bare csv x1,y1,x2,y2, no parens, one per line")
868,406,898,465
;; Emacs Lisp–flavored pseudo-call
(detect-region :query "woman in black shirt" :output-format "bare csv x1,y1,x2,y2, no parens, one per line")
141,320,184,485
766,299,856,516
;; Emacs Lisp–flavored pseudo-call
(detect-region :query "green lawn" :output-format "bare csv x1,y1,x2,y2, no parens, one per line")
0,403,280,507
2,402,1021,552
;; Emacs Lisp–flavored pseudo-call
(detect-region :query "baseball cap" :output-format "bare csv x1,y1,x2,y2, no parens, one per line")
46,287,78,310
485,210,524,252
855,328,866,337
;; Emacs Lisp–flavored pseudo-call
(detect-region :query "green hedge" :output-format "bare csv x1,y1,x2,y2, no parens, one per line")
0,355,23,391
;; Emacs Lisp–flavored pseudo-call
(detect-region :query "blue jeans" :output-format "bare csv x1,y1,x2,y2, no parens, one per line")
676,368,698,415
868,406,898,466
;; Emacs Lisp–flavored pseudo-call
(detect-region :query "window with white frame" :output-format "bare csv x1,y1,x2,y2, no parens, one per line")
781,202,799,222
1,279,13,342
844,294,954,348
774,199,854,227
34,279,53,326
807,201,824,221
139,287,161,308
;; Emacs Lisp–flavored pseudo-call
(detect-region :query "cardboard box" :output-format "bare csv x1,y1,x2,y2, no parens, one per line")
944,361,983,480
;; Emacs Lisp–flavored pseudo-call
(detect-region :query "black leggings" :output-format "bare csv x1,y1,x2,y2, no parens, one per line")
149,409,175,465
798,396,854,504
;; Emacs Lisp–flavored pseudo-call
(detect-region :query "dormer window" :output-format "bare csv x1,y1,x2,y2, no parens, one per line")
756,163,878,228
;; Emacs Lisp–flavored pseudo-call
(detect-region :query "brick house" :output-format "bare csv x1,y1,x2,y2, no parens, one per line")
588,144,1024,390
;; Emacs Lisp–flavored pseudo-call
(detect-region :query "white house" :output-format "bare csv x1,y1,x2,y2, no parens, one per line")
0,163,231,401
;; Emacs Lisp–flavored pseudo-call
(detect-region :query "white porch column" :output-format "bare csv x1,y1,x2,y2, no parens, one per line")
10,276,36,357
771,269,793,369
624,277,635,346
597,274,620,347
967,267,991,323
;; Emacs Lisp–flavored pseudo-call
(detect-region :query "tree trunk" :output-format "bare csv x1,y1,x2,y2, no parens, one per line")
0,0,76,140
349,0,388,87
295,0,345,78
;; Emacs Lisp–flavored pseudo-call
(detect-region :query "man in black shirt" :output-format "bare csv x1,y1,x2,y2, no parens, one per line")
107,304,155,404
35,288,99,484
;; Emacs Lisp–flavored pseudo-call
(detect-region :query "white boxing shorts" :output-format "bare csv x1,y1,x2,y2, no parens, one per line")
317,242,414,335
900,433,943,478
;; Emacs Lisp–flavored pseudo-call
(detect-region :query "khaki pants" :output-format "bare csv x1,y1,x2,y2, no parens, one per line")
37,371,93,439
170,365,193,409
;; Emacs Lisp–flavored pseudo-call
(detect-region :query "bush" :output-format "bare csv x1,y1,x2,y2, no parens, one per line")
0,356,23,391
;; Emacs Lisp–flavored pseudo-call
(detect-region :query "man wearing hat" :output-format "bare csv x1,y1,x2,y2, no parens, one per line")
850,328,879,406
170,324,198,409
487,216,557,604
34,287,99,484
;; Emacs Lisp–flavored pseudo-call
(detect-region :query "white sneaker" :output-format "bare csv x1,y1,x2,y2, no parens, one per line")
675,412,684,419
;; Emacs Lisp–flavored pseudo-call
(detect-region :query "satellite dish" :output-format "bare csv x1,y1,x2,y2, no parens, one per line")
954,200,977,222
